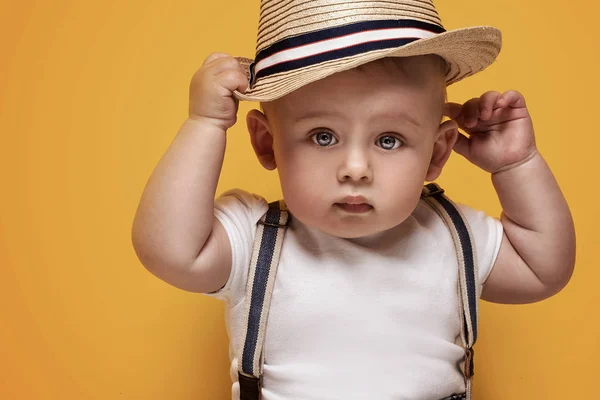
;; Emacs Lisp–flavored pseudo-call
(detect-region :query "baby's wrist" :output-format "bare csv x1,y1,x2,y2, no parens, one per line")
491,149,540,176
185,115,229,135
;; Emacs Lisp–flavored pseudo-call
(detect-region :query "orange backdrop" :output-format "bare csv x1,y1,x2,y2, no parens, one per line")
1,0,598,398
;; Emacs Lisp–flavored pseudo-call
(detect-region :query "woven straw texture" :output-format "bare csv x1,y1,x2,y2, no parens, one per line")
234,0,501,102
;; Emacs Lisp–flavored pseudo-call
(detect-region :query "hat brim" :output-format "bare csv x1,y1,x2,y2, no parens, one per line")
233,26,501,102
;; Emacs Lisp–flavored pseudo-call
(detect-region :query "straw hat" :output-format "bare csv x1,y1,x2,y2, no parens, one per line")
233,0,501,102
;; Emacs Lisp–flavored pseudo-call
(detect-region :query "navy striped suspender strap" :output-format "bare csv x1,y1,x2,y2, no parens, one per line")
238,200,290,400
421,183,479,400
238,184,478,400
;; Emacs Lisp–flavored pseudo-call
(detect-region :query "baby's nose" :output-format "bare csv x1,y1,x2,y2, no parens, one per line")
337,149,373,182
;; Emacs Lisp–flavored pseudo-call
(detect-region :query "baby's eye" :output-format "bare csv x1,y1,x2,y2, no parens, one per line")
377,135,402,150
311,131,338,147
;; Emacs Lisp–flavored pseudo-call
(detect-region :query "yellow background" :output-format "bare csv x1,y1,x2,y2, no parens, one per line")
1,0,598,398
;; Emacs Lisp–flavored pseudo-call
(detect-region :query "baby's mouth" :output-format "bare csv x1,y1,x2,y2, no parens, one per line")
334,195,373,214
334,203,373,214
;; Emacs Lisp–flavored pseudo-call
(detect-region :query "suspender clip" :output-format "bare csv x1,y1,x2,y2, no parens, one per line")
238,371,262,400
464,347,474,378
422,183,445,197
258,220,287,228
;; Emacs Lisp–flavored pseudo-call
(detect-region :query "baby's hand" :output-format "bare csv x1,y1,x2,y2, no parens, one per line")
188,53,249,131
444,91,538,174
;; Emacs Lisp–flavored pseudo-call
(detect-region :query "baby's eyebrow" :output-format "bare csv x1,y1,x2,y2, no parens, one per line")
293,110,343,123
293,110,421,127
374,112,422,128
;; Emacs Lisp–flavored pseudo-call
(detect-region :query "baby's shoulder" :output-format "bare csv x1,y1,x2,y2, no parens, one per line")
214,188,269,219
217,188,268,206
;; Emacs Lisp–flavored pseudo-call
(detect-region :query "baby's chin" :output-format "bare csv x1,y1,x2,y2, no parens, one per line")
299,213,403,240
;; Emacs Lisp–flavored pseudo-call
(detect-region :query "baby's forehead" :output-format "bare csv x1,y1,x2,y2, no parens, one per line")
263,77,445,127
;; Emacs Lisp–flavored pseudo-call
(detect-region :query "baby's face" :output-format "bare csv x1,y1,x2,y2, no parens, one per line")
251,55,452,239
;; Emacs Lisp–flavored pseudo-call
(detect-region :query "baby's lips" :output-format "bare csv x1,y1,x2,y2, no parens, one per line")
336,195,370,205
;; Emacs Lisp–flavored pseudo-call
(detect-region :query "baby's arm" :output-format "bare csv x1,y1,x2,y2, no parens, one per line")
486,150,574,303
131,53,248,293
445,91,576,304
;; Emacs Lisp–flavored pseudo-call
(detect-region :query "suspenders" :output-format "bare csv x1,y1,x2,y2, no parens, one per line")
237,183,479,400
421,183,479,400
237,199,290,400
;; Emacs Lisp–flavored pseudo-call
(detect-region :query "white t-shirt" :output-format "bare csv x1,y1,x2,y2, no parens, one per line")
205,188,503,400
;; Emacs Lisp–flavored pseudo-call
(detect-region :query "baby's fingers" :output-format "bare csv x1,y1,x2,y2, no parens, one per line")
444,102,471,131
216,69,249,94
479,91,502,121
207,55,247,78
497,90,527,109
202,52,232,66
444,102,463,120
462,97,482,128
452,132,472,160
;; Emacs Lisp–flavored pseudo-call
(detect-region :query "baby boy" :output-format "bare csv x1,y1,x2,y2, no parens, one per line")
132,1,575,399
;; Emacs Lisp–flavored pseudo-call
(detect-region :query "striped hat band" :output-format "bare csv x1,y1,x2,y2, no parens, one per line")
249,18,446,88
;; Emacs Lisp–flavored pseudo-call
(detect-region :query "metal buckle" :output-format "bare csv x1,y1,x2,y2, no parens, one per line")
238,372,262,400
464,347,474,378
422,184,445,197
257,219,286,228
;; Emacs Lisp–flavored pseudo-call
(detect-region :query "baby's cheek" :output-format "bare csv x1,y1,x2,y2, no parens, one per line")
286,153,331,186
285,178,324,207
281,173,330,220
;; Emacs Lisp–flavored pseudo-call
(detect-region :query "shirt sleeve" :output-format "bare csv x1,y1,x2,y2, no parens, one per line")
456,203,504,291
202,189,269,306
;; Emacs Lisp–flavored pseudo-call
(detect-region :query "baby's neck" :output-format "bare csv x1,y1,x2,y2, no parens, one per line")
292,213,411,249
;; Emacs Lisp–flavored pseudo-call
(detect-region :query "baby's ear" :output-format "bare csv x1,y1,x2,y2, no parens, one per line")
425,119,458,181
246,109,276,170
